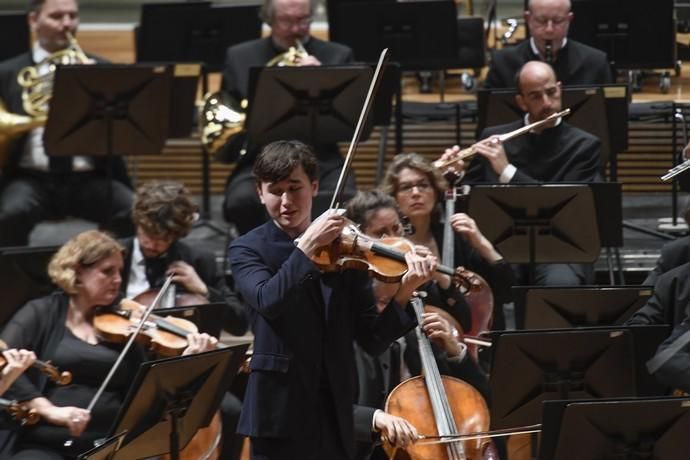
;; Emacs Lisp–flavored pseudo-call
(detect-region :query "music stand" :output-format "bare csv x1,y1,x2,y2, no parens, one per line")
467,184,600,284
110,344,249,460
159,303,226,338
513,285,653,330
77,431,127,460
44,64,171,229
327,0,460,71
539,397,690,460
246,65,377,145
0,11,30,62
136,1,262,235
0,245,58,327
489,328,638,430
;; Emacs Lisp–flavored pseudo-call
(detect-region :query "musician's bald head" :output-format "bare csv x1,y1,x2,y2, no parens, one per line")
525,0,573,60
515,61,562,123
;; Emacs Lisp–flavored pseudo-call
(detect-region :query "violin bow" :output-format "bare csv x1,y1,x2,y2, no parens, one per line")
86,274,175,412
329,48,389,210
413,423,542,446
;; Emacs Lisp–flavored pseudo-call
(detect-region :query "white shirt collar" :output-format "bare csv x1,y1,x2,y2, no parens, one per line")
529,37,567,61
31,42,52,66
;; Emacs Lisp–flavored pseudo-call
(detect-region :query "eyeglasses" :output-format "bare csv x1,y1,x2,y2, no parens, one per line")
274,15,313,28
531,15,569,27
397,180,432,194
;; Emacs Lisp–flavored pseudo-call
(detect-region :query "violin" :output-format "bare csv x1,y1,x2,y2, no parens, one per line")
133,284,208,309
311,219,486,291
0,340,71,386
0,397,39,426
94,298,199,357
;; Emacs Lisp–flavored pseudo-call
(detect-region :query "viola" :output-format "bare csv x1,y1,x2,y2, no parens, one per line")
94,298,199,357
383,295,497,460
0,341,72,386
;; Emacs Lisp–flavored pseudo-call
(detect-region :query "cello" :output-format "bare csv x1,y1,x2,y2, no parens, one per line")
383,294,496,460
441,186,494,361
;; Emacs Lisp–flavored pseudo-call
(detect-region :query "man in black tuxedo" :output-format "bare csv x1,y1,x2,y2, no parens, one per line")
447,61,601,285
228,140,437,460
0,0,133,247
642,235,690,286
219,0,355,235
484,0,613,89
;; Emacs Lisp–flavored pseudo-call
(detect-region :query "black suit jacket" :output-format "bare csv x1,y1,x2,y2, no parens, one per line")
626,262,690,328
0,51,130,185
221,36,354,101
643,236,690,286
465,119,602,184
122,238,248,336
228,220,415,458
483,39,613,90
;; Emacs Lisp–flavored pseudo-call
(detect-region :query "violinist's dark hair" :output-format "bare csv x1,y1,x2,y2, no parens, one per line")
253,140,318,184
48,230,124,295
133,180,198,240
345,190,398,231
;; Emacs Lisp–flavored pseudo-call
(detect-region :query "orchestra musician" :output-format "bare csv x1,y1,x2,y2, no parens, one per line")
124,179,249,460
641,235,690,287
345,190,492,460
218,0,356,235
483,0,613,89
0,0,134,248
0,349,36,397
449,60,602,286
382,152,513,329
227,140,437,460
125,180,248,336
0,230,217,459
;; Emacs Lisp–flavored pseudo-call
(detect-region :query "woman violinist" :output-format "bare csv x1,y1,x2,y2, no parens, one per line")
382,153,513,330
346,191,496,460
0,230,216,459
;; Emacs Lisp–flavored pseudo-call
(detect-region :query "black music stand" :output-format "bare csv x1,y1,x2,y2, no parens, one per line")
110,344,249,460
488,328,638,430
0,11,30,62
467,184,600,284
0,245,59,327
136,1,263,235
44,64,172,228
539,397,690,460
77,431,127,460
513,285,653,330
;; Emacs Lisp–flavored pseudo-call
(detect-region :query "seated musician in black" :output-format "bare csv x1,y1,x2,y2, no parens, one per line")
382,152,513,330
346,190,493,460
443,60,602,286
124,180,247,336
0,230,216,459
123,180,248,460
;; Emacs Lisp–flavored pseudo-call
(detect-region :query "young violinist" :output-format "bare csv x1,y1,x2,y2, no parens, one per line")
0,230,216,459
126,180,248,336
0,349,36,396
382,152,513,329
228,140,437,460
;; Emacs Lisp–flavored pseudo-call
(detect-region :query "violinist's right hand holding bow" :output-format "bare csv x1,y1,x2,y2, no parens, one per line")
24,397,90,437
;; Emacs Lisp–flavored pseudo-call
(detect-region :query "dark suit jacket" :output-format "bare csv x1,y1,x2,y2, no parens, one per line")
221,36,354,101
626,262,690,328
643,236,690,286
122,238,248,336
0,52,130,185
228,220,415,458
465,119,602,184
483,39,613,89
